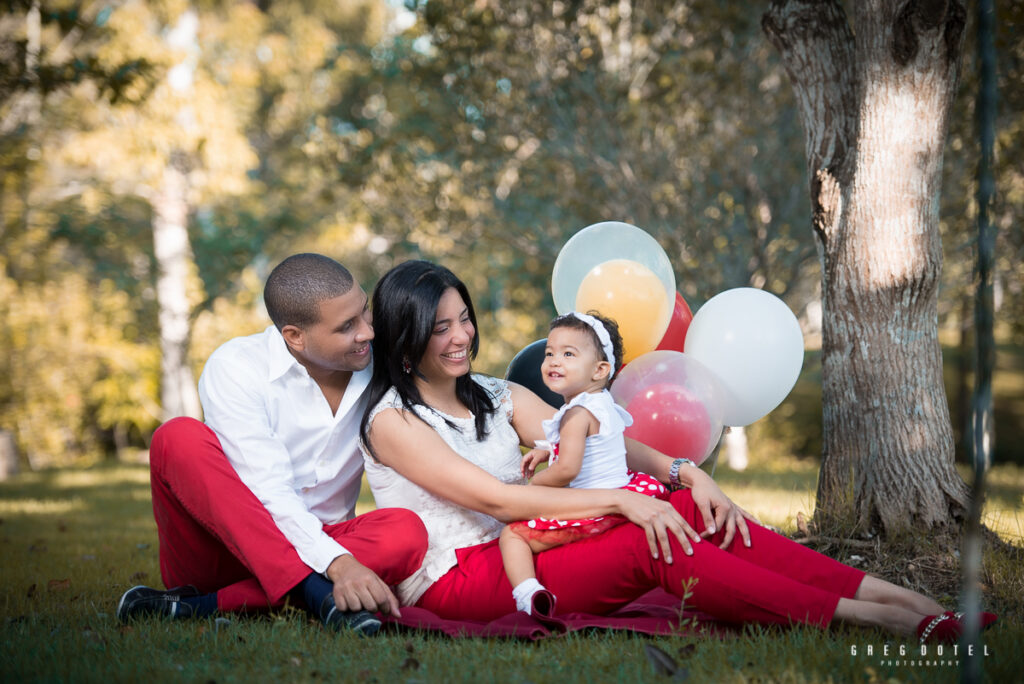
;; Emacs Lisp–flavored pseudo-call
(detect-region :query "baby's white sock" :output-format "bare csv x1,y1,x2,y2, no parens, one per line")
512,578,546,614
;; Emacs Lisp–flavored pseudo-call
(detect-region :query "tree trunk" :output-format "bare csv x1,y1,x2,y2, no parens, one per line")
723,426,749,471
153,160,201,421
764,0,970,536
152,8,202,422
0,430,19,481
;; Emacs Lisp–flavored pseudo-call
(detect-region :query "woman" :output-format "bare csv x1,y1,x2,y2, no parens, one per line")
358,260,974,642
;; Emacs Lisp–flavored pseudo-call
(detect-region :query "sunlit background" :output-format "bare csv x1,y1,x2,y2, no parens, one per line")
1,0,1021,489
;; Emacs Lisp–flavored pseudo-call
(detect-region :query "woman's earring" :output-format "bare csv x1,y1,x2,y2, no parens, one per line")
402,357,412,374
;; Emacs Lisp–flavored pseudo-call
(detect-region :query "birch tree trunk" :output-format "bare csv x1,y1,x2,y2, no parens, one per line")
763,0,970,536
153,159,200,421
152,9,202,421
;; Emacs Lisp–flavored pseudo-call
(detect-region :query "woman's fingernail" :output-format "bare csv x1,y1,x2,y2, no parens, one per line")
708,526,716,534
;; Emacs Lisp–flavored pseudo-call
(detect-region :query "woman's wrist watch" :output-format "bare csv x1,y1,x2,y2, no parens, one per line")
668,457,696,490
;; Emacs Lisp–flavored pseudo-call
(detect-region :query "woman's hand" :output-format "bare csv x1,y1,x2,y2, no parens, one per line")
615,490,703,564
687,468,759,549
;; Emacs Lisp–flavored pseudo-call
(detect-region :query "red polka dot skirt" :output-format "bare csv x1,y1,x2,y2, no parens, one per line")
508,472,669,544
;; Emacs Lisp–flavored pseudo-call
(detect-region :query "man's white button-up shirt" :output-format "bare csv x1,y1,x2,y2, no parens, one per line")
198,325,370,573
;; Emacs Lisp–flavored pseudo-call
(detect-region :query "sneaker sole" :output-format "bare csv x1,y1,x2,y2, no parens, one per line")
116,584,150,622
352,616,382,637
324,607,382,637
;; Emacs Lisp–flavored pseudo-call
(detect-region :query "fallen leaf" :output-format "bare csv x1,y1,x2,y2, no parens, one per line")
643,643,678,677
796,512,810,537
47,579,71,592
83,628,105,645
290,657,302,667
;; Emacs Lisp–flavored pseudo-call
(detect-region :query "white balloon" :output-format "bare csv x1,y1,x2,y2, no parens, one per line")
683,288,804,426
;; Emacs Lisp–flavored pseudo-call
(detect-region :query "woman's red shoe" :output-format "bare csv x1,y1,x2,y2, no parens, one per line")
917,611,961,644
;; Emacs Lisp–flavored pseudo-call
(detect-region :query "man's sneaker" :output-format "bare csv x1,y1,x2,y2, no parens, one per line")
319,595,382,637
116,585,200,622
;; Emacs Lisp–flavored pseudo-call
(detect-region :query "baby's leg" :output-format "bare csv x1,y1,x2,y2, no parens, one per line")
499,525,540,588
499,525,563,614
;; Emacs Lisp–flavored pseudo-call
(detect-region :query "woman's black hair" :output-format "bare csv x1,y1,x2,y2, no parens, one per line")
549,310,624,388
360,260,498,459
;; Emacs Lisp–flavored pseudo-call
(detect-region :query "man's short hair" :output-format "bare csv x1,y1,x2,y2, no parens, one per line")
264,253,354,330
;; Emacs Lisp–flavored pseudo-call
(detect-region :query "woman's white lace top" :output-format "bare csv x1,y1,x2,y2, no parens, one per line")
361,374,526,605
542,389,633,490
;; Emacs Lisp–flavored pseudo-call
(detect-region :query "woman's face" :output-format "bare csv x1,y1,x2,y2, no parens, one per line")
418,287,475,383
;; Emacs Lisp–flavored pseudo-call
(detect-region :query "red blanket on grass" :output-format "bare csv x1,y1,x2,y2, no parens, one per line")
381,589,727,640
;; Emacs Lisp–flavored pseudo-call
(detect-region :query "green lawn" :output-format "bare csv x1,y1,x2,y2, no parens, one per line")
2,461,1021,683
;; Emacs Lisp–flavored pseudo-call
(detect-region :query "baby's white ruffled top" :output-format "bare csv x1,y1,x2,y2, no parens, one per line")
542,389,633,490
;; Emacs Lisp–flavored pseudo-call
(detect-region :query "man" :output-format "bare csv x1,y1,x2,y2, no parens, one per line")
117,253,427,635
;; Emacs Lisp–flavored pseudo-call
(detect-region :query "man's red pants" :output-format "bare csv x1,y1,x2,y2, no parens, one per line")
419,489,864,628
149,417,427,612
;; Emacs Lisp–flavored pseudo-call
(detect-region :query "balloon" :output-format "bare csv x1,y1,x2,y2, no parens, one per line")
684,288,804,427
551,221,675,316
654,292,694,353
611,350,725,465
575,259,671,364
625,384,712,465
505,339,562,409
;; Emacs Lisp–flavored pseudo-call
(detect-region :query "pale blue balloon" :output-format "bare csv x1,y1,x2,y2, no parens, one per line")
551,221,676,315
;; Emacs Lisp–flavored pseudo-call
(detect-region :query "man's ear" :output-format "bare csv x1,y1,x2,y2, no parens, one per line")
593,361,612,381
280,324,305,353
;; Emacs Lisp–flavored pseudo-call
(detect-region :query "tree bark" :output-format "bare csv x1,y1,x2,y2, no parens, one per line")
764,0,970,536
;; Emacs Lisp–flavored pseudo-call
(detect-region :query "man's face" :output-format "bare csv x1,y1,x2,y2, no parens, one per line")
291,287,374,374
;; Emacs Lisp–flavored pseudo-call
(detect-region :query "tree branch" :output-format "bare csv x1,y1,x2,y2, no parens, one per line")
762,0,856,245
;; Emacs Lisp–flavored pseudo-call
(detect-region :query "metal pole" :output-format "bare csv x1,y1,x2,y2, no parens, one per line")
960,0,997,681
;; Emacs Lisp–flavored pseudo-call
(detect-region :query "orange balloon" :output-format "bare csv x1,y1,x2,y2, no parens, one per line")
575,259,671,363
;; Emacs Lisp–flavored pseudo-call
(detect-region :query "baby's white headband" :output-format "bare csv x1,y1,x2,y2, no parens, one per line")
570,312,616,378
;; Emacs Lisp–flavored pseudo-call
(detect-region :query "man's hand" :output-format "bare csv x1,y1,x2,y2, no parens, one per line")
324,554,402,618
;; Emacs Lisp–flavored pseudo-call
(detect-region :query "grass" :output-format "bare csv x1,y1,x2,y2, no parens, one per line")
2,461,1023,683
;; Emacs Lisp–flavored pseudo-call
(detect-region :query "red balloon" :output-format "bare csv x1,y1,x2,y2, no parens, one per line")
654,292,694,353
624,382,711,463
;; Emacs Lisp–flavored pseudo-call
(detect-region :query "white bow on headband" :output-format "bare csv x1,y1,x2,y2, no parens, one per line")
570,312,616,378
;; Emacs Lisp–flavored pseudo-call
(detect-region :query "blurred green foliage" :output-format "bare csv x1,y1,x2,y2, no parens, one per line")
0,0,1021,467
